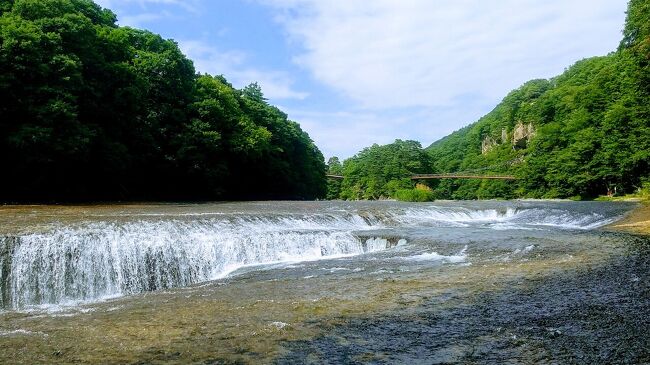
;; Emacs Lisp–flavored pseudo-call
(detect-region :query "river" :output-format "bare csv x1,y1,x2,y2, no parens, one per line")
0,201,648,364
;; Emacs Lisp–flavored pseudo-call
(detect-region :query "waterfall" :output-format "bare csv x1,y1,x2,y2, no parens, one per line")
0,215,384,309
0,202,621,310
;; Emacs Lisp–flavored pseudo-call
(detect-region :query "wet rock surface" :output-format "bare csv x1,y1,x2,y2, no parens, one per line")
0,202,644,364
277,234,650,364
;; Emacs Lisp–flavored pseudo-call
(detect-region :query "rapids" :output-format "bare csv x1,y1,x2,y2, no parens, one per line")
0,201,627,310
1,201,648,364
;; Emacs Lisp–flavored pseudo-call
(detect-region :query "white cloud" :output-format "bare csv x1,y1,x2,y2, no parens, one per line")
282,103,490,159
282,109,405,159
96,0,199,13
260,0,626,110
94,1,629,158
94,0,200,27
179,40,309,100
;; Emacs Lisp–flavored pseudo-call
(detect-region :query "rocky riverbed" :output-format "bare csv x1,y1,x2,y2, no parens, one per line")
0,201,647,364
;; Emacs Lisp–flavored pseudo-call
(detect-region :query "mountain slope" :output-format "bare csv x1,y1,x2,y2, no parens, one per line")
426,0,650,199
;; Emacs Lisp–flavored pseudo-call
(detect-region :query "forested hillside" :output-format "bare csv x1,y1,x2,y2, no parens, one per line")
0,0,326,202
327,140,433,200
326,0,649,201
425,0,650,200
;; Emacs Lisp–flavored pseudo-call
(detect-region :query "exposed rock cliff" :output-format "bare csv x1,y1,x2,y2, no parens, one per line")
481,128,509,155
481,135,498,154
481,124,535,155
512,122,535,149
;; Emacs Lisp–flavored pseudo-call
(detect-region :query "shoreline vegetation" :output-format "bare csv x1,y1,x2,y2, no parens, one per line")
326,0,649,203
0,0,647,204
0,0,326,202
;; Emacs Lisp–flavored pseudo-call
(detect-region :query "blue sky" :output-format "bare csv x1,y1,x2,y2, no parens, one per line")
94,0,628,159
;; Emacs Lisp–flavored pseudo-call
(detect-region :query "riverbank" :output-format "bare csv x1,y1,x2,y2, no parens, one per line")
607,201,650,235
1,201,645,364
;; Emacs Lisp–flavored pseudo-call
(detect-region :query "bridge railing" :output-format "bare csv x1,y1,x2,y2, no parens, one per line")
326,174,518,180
410,174,518,180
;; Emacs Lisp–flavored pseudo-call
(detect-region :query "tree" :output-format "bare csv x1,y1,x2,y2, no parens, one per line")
0,0,327,202
336,140,433,200
326,157,343,199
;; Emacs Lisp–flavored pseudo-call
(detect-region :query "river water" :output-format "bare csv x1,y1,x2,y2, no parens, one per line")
0,201,648,364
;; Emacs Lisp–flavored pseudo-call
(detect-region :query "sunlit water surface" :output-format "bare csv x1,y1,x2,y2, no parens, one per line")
0,201,647,364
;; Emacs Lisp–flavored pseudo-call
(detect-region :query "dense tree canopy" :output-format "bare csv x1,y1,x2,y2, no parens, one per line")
325,157,343,200
331,0,649,201
327,140,433,200
423,0,650,200
2,0,646,202
0,0,326,201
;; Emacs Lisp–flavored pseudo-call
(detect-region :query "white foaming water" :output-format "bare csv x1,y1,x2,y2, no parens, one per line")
0,329,48,337
516,209,617,229
363,237,400,252
401,246,468,263
1,215,381,310
395,207,517,226
513,245,535,255
0,203,622,310
397,206,615,230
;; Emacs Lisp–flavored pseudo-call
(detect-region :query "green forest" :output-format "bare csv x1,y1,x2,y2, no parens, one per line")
328,0,649,201
326,140,433,200
0,0,326,202
1,0,648,202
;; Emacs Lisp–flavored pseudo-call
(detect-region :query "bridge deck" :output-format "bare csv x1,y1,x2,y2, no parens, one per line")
411,174,518,180
326,174,517,180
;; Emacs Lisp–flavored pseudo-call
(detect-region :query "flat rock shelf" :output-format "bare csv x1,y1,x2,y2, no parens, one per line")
0,201,647,364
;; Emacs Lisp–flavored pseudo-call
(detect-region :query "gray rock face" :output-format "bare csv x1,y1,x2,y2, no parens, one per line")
482,135,498,155
0,236,16,308
481,123,535,155
512,122,535,149
481,128,509,155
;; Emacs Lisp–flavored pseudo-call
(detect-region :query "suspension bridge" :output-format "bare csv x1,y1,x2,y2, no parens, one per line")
326,158,521,180
410,174,517,180
326,174,517,180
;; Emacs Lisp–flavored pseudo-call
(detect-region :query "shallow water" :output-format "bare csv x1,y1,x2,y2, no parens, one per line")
0,201,647,364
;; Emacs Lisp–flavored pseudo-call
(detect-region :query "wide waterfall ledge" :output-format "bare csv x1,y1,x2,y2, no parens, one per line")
0,201,628,310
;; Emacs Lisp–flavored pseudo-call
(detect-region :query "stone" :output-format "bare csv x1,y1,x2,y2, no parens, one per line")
482,135,498,155
512,122,535,149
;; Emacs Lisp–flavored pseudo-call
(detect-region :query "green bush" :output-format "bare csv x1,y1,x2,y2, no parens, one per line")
635,179,650,200
394,189,435,202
